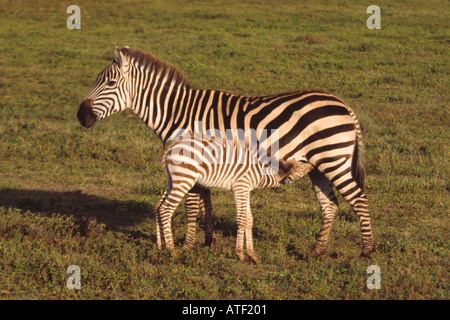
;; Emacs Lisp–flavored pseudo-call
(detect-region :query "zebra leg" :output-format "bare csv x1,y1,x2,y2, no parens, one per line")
183,192,200,249
324,158,375,258
345,191,375,258
309,169,339,257
183,187,215,248
199,190,215,247
244,198,259,263
233,187,250,262
155,191,168,250
157,184,193,250
331,178,375,257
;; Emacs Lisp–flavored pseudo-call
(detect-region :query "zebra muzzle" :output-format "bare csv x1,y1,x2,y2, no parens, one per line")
77,99,97,128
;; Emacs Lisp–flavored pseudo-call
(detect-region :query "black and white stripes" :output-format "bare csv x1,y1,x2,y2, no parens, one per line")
78,46,375,258
158,134,312,262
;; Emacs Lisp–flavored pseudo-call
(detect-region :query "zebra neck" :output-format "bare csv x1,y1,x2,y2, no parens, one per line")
130,72,196,141
130,71,251,144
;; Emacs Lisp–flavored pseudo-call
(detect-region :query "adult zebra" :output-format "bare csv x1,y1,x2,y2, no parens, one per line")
77,46,375,258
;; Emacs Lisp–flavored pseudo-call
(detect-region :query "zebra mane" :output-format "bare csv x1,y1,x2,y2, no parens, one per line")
121,47,192,89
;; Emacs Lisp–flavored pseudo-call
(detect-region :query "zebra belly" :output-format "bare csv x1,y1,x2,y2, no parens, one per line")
195,164,253,191
196,174,233,190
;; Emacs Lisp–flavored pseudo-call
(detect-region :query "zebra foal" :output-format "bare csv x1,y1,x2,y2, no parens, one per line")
157,134,313,262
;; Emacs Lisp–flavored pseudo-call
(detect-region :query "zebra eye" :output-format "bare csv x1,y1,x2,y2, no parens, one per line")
107,80,116,86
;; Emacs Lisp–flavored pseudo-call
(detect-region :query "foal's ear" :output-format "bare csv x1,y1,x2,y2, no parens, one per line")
113,46,129,75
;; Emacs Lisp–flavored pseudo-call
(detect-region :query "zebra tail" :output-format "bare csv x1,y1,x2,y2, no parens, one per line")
352,135,366,192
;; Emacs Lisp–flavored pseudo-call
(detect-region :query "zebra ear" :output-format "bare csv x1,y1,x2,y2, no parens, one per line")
113,46,121,63
113,46,129,75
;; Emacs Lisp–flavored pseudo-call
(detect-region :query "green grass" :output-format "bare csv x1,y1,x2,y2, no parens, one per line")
0,0,448,299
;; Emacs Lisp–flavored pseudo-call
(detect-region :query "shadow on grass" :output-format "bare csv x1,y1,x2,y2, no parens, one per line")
0,188,154,236
0,188,263,248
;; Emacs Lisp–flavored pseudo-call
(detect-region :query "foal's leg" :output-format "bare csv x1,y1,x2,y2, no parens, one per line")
183,192,200,249
157,181,195,250
244,196,259,263
233,186,258,261
183,187,214,248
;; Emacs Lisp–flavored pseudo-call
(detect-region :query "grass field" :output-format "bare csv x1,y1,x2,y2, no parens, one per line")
0,0,448,299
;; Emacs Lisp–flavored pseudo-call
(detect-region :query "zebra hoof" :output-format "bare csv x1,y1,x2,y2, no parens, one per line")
360,242,376,258
204,236,216,248
310,247,326,258
360,248,375,259
182,243,195,250
248,254,260,264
